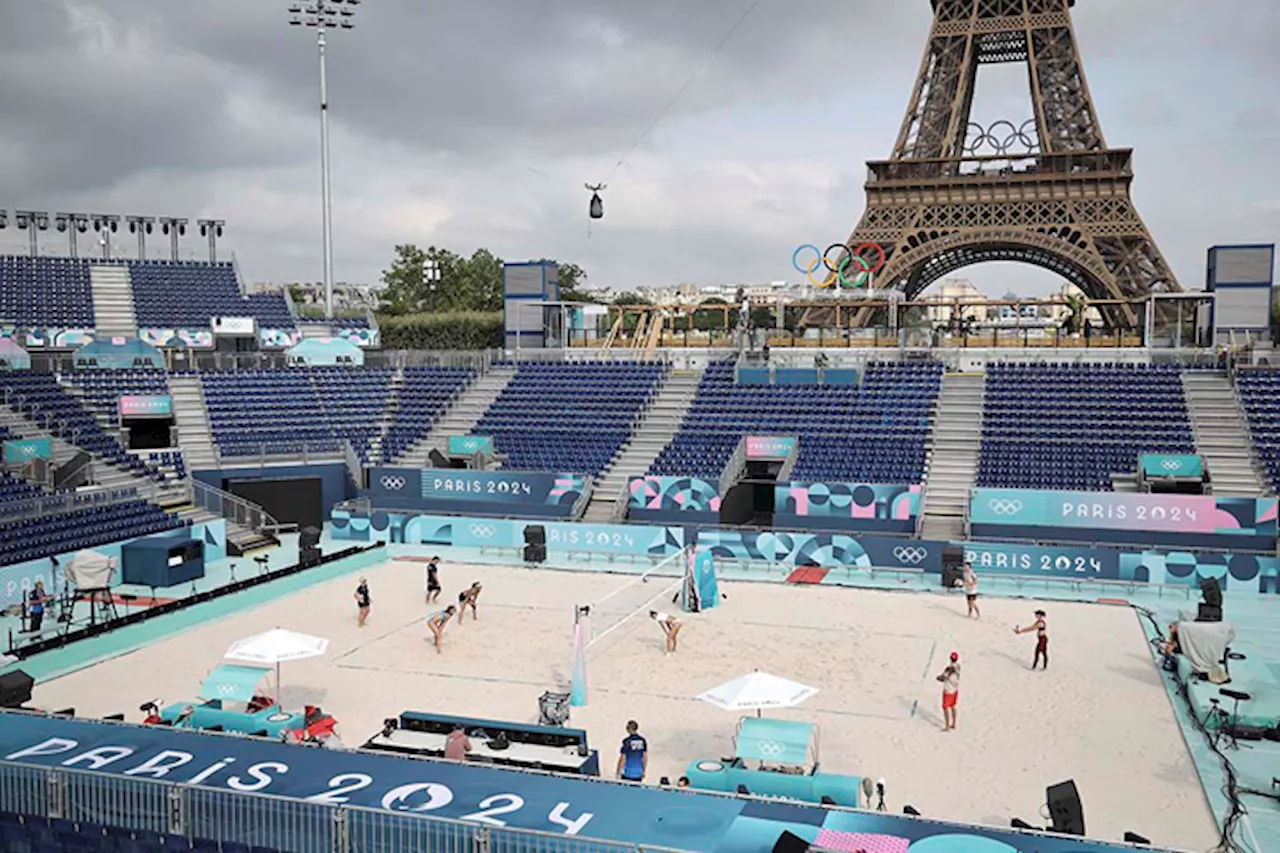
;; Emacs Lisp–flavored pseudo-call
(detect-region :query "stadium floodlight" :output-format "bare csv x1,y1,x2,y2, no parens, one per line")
126,215,156,259
197,219,226,263
88,214,121,259
287,0,360,319
158,217,188,261
15,210,50,256
423,258,442,312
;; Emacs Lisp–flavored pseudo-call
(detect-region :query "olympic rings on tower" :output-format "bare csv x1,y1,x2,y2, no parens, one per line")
792,242,886,289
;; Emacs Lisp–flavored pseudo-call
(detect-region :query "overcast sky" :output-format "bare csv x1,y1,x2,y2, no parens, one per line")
1,0,1277,297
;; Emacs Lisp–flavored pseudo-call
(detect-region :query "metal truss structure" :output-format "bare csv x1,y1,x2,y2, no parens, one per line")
838,0,1178,328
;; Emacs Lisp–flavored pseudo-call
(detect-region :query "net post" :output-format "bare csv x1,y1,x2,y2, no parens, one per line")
570,604,589,706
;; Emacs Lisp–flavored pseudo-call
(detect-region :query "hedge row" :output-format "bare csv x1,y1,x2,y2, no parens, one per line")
377,311,503,350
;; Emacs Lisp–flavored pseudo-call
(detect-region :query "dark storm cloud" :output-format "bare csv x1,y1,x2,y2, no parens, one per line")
2,0,1277,293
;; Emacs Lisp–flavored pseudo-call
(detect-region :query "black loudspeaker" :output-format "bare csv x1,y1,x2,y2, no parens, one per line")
1197,603,1223,622
941,546,964,588
0,670,35,708
524,545,546,564
299,526,321,550
771,831,810,853
1200,577,1223,608
1046,779,1085,836
524,526,546,547
428,449,450,468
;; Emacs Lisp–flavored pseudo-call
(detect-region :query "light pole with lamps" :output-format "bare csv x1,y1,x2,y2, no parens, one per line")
288,0,359,320
423,258,441,312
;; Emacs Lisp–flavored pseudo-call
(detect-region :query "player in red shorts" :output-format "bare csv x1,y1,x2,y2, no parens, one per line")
936,651,961,731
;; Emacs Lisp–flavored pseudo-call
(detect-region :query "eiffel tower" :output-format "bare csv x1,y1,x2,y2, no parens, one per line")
837,0,1178,328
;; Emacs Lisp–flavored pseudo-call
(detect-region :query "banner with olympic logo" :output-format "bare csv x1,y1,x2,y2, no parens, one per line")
791,242,887,290
970,488,1279,551
1139,454,1203,479
367,467,589,519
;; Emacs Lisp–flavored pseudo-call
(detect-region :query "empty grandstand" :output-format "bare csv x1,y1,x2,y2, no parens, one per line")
650,360,941,483
977,363,1195,491
127,261,292,329
0,256,94,327
379,366,477,462
473,361,667,475
63,368,169,428
1238,367,1280,493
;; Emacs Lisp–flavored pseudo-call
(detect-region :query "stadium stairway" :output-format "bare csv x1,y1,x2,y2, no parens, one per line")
0,403,185,505
88,263,138,338
582,368,703,522
170,374,219,470
920,372,985,541
299,321,333,339
365,365,405,464
395,366,516,466
1181,371,1267,496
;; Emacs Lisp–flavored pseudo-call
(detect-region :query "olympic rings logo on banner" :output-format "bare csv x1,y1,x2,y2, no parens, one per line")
893,546,928,565
791,242,886,289
1161,459,1183,471
380,476,407,491
987,499,1024,516
468,524,496,540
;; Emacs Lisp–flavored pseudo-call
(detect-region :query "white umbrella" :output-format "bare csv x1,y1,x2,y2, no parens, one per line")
225,628,329,697
695,670,818,716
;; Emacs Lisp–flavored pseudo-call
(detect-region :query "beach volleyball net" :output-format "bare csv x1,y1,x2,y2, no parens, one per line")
570,547,718,705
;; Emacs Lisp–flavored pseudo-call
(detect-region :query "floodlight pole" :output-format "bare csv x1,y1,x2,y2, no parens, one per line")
290,0,358,320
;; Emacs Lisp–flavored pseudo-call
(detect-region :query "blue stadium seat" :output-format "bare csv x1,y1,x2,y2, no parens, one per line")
0,256,95,327
1238,368,1280,492
976,362,1195,491
126,261,293,330
650,360,941,483
473,361,668,476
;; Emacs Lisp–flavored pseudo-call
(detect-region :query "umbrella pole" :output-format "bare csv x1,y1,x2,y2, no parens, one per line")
276,661,281,704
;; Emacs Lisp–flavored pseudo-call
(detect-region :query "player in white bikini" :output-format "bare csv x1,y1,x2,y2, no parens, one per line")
650,610,682,654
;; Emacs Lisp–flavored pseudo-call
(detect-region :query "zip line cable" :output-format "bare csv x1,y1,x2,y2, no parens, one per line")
601,0,763,183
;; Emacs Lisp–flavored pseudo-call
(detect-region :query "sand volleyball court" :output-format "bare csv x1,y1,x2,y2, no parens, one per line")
30,558,1219,850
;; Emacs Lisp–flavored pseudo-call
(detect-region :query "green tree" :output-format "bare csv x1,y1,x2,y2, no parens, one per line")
612,292,652,306
379,244,461,315
694,297,728,331
556,262,594,302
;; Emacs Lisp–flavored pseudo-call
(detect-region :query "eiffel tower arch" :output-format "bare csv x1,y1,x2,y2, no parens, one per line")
837,0,1178,328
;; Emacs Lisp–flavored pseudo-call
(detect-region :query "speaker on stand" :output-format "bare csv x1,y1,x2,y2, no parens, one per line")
941,545,964,589
523,525,546,565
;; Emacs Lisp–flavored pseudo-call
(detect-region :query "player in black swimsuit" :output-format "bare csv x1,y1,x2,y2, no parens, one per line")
456,582,482,624
425,557,442,604
1014,609,1048,670
354,578,371,628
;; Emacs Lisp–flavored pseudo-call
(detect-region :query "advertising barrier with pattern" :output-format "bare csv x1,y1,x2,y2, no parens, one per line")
969,488,1279,550
2,437,52,465
775,482,921,534
627,475,721,523
138,328,216,349
331,509,683,559
368,467,588,519
119,395,173,419
0,714,1161,853
448,435,495,456
329,503,1280,596
1140,454,1204,479
745,435,797,459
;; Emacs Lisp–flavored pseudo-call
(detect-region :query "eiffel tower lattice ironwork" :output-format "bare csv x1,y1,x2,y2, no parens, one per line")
837,0,1178,327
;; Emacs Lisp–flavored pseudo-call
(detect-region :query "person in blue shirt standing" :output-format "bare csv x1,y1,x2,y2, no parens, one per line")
616,720,648,782
27,580,50,633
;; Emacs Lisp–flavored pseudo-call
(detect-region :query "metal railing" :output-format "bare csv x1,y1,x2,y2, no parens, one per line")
776,438,800,482
343,440,366,491
0,760,685,853
719,437,748,496
52,450,94,491
610,480,631,523
570,475,595,520
187,478,283,535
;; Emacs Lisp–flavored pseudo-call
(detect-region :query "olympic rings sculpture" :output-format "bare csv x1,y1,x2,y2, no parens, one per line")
962,119,1039,158
791,242,887,289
